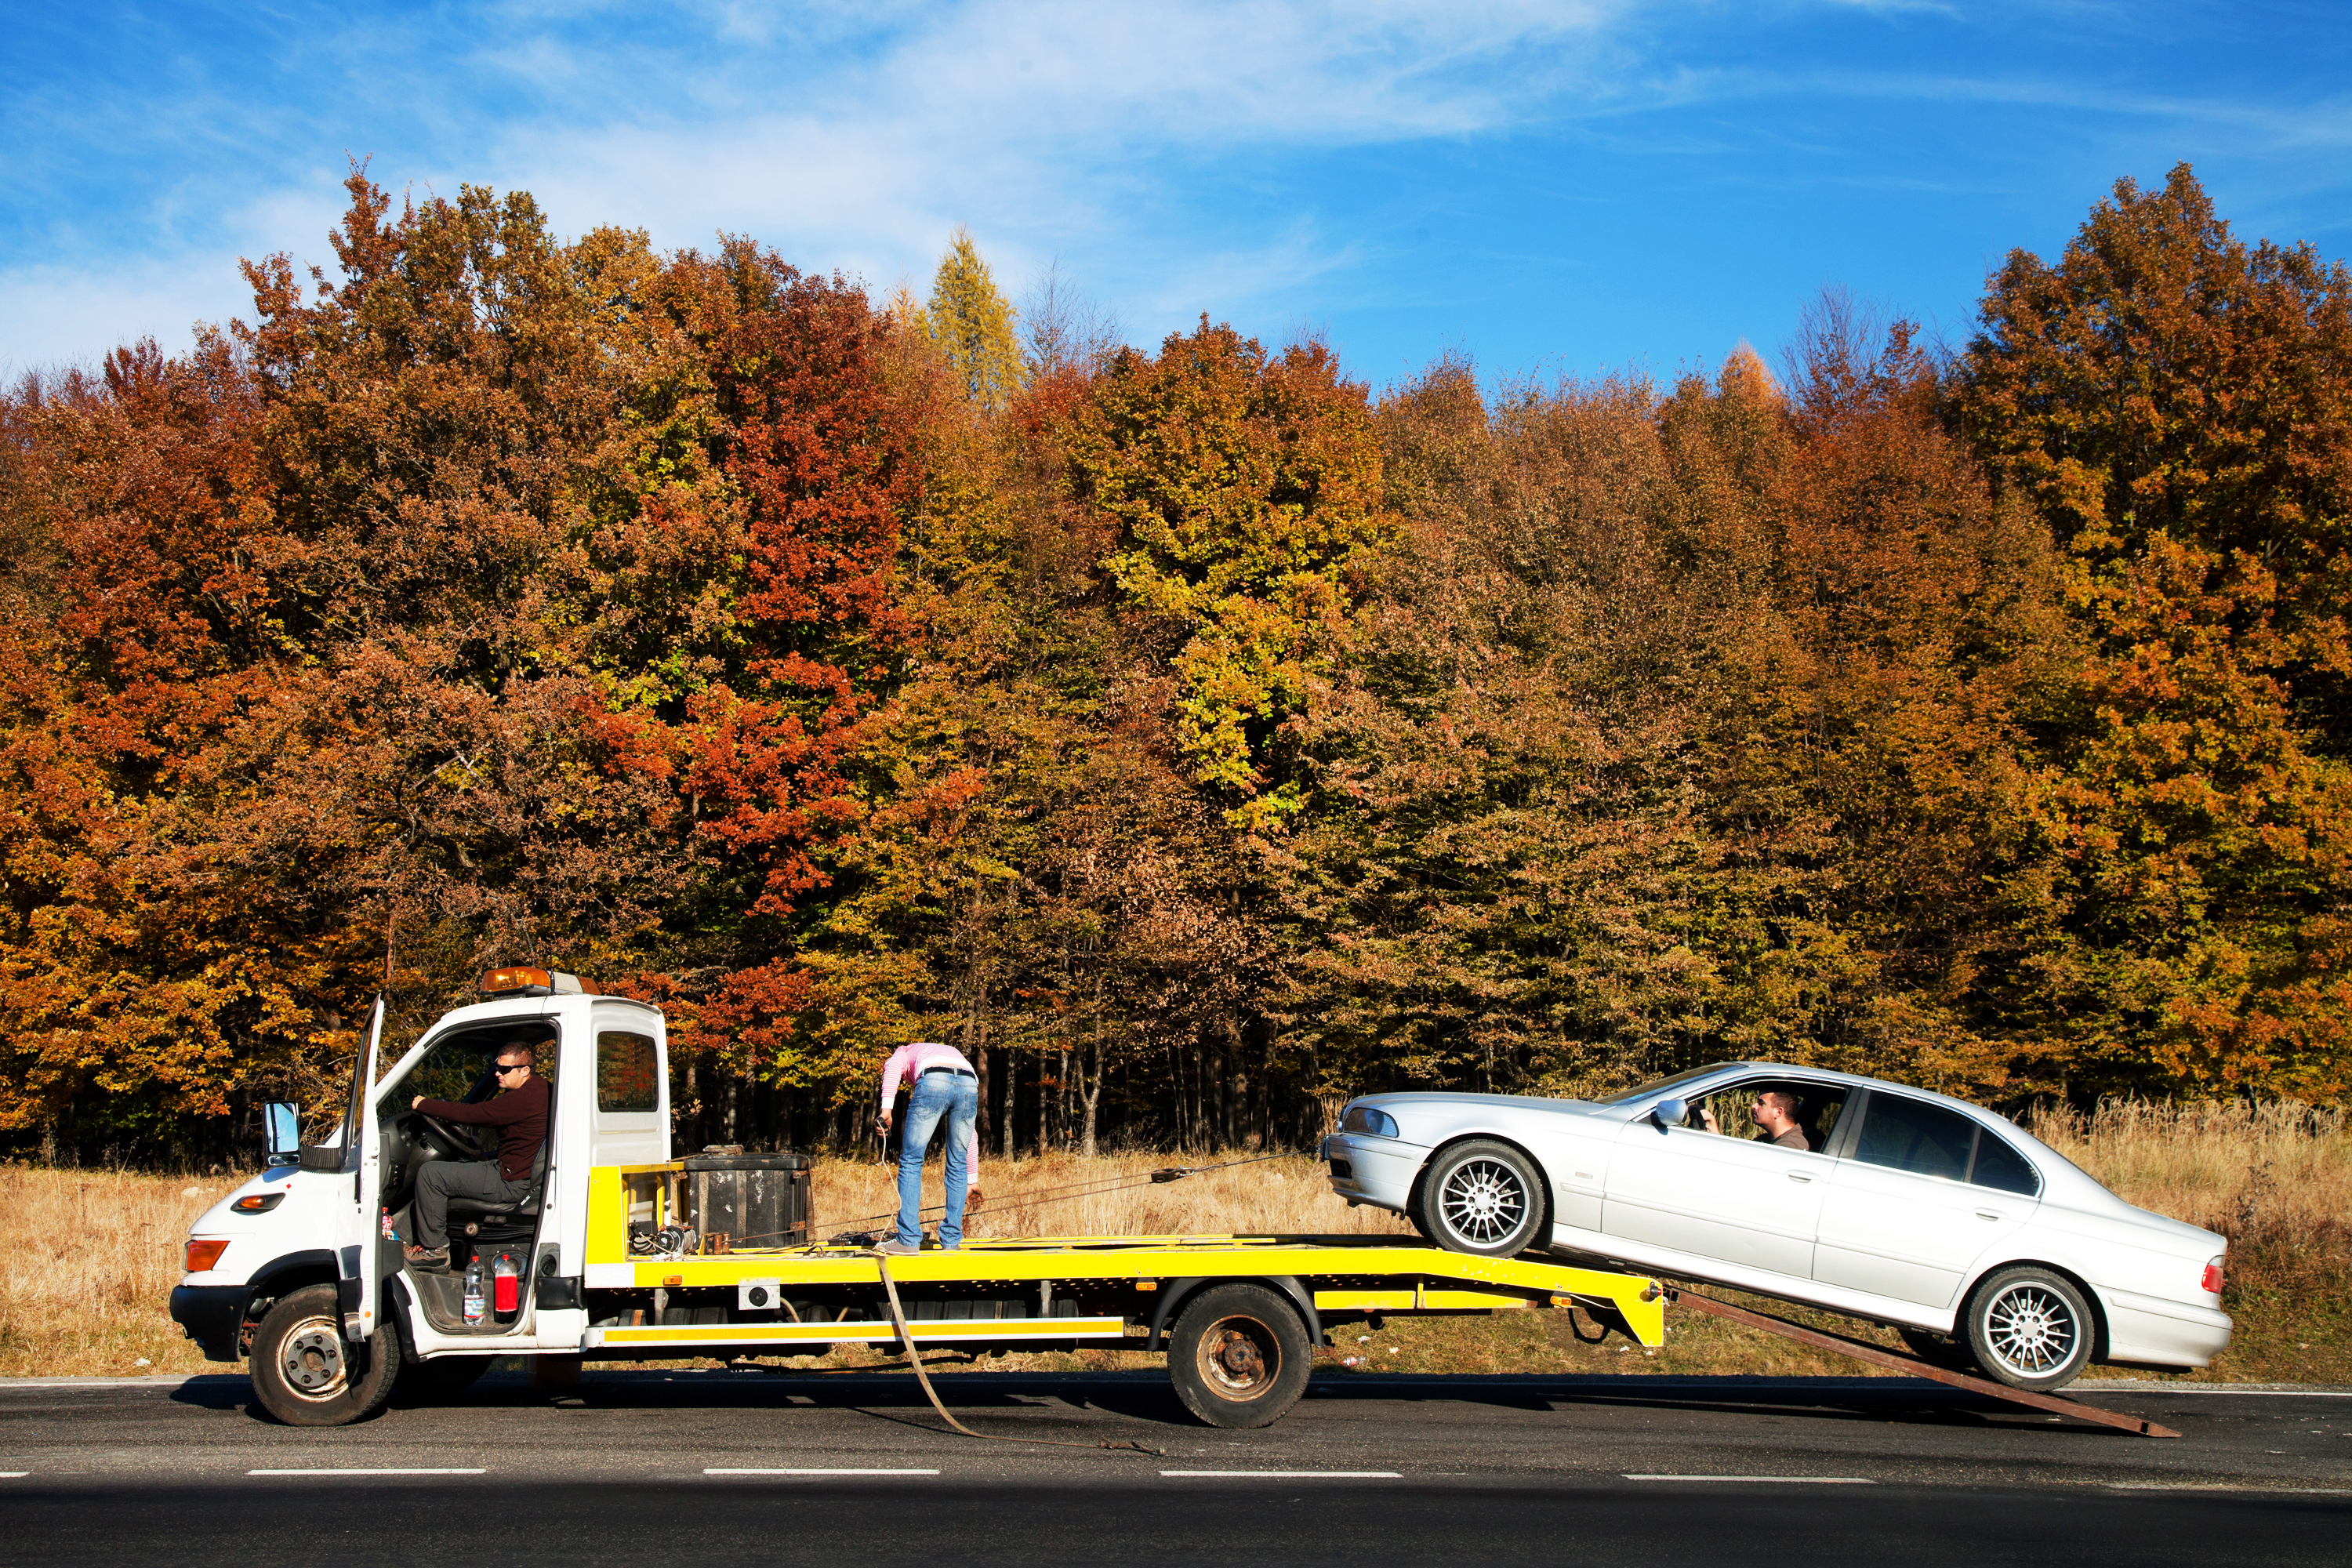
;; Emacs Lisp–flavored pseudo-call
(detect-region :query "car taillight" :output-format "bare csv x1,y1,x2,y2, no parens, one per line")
2200,1258,2223,1296
185,1239,229,1273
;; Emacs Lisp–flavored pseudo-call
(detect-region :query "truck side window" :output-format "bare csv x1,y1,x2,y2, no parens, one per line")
597,1031,658,1113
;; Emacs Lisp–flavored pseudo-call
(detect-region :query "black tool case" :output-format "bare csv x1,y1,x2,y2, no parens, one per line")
682,1149,811,1249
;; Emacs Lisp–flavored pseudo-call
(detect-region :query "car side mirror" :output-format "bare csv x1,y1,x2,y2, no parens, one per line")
264,1101,300,1164
1649,1098,1687,1131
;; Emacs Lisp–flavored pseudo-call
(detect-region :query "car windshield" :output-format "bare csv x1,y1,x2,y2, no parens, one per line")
1592,1065,1728,1107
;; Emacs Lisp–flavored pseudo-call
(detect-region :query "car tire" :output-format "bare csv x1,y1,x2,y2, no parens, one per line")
1896,1326,1980,1374
1961,1266,2095,1392
1421,1139,1548,1258
249,1283,400,1427
1164,1283,1313,1430
1405,1177,1438,1244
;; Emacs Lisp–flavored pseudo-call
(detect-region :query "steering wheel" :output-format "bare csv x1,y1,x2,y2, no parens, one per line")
407,1109,485,1163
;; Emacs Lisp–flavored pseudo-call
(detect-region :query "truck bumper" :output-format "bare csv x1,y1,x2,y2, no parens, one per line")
169,1283,250,1363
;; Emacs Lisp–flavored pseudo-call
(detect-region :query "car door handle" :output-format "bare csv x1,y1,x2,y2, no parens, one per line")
1975,1209,2002,1220
1788,1174,1811,1184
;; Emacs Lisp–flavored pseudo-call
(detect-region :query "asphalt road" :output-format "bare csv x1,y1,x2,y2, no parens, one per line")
2,1368,2347,1564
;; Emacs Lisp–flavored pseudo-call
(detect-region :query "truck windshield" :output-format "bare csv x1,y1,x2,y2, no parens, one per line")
391,1022,559,1110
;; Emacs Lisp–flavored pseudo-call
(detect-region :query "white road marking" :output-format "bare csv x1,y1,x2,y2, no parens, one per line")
1160,1471,1402,1479
1626,1475,1876,1484
2112,1388,2352,1399
0,1472,27,1478
247,1468,487,1476
703,1468,940,1476
2107,1482,2352,1494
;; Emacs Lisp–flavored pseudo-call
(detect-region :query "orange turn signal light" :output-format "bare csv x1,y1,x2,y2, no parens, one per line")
185,1239,229,1273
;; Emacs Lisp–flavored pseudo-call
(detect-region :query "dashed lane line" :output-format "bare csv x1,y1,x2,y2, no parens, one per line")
704,1468,940,1476
1626,1475,1875,1484
247,1468,487,1477
1160,1471,1402,1479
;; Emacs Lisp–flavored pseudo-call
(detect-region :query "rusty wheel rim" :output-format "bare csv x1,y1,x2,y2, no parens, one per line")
1196,1313,1279,1401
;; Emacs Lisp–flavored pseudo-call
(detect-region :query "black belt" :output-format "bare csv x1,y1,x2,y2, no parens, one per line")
920,1066,975,1078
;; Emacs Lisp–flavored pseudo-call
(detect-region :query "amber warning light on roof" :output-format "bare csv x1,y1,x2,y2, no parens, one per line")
479,967,597,997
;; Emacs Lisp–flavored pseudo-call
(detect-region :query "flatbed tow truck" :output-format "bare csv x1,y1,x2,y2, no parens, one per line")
170,969,2176,1439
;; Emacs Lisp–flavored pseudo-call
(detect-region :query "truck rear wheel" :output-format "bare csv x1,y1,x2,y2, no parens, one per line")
1165,1283,1312,1430
249,1284,399,1427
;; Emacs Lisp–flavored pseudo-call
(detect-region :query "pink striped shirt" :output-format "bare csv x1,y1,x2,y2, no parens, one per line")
879,1041,982,1177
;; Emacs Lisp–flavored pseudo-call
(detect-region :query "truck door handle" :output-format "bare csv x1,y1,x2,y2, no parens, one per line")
1788,1174,1811,1184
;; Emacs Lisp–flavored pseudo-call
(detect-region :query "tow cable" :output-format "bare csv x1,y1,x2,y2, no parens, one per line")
874,1255,1162,1457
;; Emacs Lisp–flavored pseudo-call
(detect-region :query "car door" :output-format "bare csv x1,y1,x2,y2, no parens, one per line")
1601,1081,1830,1281
1813,1090,2038,1309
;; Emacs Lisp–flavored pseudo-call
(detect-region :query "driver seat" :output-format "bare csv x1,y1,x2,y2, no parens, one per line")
445,1140,547,1248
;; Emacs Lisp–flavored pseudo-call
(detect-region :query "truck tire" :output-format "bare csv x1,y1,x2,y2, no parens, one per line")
1422,1139,1548,1258
1961,1266,2094,1392
249,1284,400,1427
1165,1283,1312,1430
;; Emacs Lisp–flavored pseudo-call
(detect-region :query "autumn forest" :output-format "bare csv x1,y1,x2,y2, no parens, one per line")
4,164,2348,1167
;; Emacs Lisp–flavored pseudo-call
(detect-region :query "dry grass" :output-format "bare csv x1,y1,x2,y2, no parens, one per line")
0,1166,241,1377
7,1100,2346,1384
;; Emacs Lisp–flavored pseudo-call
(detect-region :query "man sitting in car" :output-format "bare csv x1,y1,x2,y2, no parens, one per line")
1700,1088,1816,1150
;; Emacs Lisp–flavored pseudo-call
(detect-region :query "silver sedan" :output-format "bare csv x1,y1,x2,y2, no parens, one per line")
1321,1062,2231,1391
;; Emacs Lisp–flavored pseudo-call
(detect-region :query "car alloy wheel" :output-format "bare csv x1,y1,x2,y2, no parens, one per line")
1962,1265,2094,1392
1423,1139,1548,1258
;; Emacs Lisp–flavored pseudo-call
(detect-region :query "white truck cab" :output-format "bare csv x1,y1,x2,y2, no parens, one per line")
171,967,669,1425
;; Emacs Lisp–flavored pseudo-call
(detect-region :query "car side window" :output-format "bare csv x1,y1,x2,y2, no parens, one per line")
1969,1131,2041,1196
1851,1094,1976,1181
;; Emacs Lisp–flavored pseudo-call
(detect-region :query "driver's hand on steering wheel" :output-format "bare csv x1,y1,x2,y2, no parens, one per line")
411,1095,424,1111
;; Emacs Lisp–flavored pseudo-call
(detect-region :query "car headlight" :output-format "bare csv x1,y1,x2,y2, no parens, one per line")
1341,1105,1399,1138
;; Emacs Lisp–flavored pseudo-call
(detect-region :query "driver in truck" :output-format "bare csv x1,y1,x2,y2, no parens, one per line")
401,1041,550,1271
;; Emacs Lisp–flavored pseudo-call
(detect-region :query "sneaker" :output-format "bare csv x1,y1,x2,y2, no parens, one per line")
404,1244,451,1271
872,1237,922,1255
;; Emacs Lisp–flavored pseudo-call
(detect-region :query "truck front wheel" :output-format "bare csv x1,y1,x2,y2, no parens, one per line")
1164,1283,1312,1429
250,1284,399,1427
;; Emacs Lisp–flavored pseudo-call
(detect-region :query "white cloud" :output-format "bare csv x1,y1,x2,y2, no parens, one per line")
2,1,1633,362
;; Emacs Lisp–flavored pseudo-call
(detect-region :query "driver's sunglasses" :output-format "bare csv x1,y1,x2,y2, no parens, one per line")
495,1061,529,1077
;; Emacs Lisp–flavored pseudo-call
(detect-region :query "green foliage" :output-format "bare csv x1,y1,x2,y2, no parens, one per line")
1070,320,1390,828
921,228,1028,413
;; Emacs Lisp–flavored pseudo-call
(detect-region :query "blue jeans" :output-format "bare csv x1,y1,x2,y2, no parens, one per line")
896,1071,979,1249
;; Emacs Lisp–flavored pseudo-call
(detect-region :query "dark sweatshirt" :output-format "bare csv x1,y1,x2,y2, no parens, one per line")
417,1075,549,1181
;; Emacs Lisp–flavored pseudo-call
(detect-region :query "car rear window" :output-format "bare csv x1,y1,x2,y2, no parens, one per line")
1853,1094,1976,1181
1969,1132,2042,1196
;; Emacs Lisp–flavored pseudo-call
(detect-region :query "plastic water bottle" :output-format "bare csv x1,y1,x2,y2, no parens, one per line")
463,1259,485,1325
492,1252,521,1316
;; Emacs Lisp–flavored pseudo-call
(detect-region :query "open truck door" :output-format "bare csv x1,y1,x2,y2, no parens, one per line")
242,994,403,1425
337,995,389,1345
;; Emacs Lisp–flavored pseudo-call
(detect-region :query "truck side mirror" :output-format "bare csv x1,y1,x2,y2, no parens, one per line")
1648,1098,1687,1131
265,1102,300,1163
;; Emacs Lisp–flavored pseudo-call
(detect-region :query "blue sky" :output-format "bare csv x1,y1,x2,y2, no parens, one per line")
5,2,2347,390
